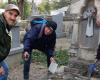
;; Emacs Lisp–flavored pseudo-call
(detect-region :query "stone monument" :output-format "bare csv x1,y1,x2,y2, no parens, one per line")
78,0,99,60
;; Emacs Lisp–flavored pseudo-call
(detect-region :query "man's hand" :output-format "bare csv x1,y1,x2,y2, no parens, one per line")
22,52,30,61
96,17,100,26
50,57,56,63
94,59,100,64
0,66,5,75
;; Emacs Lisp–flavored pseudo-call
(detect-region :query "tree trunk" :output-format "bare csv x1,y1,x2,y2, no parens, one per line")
17,0,24,18
8,0,12,3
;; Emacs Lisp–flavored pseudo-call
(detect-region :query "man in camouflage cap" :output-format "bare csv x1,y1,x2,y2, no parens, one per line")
0,4,20,80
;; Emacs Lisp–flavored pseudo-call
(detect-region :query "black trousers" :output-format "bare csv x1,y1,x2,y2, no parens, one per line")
96,44,100,60
23,49,52,79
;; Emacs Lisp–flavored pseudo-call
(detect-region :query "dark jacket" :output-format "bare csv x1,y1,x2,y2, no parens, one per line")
96,44,100,60
0,14,11,62
23,23,56,57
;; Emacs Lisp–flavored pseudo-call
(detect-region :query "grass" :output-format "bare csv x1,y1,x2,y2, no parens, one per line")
31,49,69,66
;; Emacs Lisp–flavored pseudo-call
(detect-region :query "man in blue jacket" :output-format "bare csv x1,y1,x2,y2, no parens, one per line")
23,18,57,80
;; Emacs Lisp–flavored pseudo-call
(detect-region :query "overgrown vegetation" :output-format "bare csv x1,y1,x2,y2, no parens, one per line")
0,0,71,18
23,1,31,19
31,49,69,66
38,0,71,14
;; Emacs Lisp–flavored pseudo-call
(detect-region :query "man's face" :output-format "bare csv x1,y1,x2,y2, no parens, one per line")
44,26,53,36
4,9,18,26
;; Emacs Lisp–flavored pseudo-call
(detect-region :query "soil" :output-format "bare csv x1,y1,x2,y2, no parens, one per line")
8,62,48,80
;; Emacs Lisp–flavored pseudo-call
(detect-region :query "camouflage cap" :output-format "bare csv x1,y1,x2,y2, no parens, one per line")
5,4,20,15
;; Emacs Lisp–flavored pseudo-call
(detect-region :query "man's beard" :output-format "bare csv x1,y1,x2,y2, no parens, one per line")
7,21,16,26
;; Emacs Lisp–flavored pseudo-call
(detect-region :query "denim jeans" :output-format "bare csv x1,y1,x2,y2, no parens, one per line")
0,61,9,80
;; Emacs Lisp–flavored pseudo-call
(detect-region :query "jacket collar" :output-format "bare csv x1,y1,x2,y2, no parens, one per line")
0,14,12,32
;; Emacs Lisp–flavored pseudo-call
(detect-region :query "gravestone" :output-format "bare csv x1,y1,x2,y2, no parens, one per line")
6,23,23,67
68,16,79,56
52,13,65,38
11,25,20,48
78,0,99,60
10,23,23,55
65,0,100,79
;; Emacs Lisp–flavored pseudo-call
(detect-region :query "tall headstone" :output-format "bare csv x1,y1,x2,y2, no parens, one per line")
78,0,99,60
69,16,79,56
10,23,23,55
52,13,64,38
11,25,20,48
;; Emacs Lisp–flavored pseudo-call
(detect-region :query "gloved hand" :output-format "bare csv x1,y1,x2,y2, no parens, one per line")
22,51,30,61
0,66,5,75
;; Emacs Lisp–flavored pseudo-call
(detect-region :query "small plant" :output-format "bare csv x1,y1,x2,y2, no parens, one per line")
31,50,47,65
55,49,69,65
31,49,69,66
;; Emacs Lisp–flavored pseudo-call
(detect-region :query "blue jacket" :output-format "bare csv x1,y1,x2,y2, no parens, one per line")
23,23,56,57
0,61,9,80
